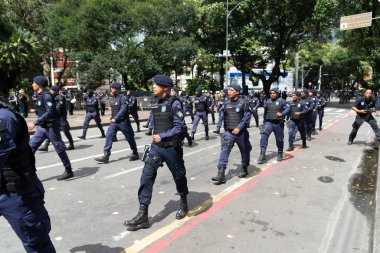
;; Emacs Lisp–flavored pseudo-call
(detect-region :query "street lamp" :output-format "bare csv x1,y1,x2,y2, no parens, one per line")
301,66,312,90
225,0,249,88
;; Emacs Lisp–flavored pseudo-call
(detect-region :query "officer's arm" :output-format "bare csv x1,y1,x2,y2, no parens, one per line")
254,99,260,109
219,105,225,122
129,97,136,107
34,94,54,125
85,98,96,106
237,102,252,130
0,116,17,169
281,101,290,116
300,105,308,115
56,96,65,112
113,96,128,121
158,100,184,140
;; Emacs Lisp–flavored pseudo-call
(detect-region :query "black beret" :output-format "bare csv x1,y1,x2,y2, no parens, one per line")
154,74,173,87
196,87,202,92
51,85,61,92
172,86,179,93
294,91,302,97
229,84,241,92
33,76,48,87
270,88,280,94
111,82,122,89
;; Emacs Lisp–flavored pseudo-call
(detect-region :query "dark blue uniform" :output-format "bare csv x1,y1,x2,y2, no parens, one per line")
259,97,290,162
29,90,73,177
127,94,140,132
43,94,74,148
304,96,316,138
183,95,194,122
215,95,229,131
80,95,105,138
207,96,215,124
286,99,308,150
248,95,260,127
0,102,56,252
213,97,252,182
348,97,380,143
8,94,18,111
98,93,107,116
95,93,138,163
310,96,318,134
17,93,28,118
138,96,188,204
65,92,74,115
191,94,209,139
316,96,326,130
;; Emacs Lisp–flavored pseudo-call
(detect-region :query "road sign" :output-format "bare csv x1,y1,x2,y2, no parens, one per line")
340,12,372,30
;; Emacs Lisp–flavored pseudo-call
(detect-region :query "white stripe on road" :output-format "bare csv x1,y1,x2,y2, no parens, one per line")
324,108,333,112
336,109,345,113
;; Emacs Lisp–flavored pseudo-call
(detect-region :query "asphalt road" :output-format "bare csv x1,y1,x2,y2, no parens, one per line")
1,101,377,253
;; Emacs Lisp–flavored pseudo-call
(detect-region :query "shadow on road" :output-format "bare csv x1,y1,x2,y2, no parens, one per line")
70,243,124,253
70,144,93,150
40,166,100,182
150,191,212,225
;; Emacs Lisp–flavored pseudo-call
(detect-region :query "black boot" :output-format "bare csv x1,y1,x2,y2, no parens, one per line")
191,132,195,140
143,123,149,128
67,144,75,150
205,126,209,140
136,125,141,133
145,128,153,136
186,134,193,147
124,204,150,231
95,152,110,163
319,126,322,131
38,145,48,152
175,197,188,220
301,141,308,148
307,135,312,141
286,144,294,152
212,165,226,183
257,152,266,164
129,150,139,161
213,127,220,134
78,133,86,139
238,165,248,178
100,132,106,138
347,140,353,145
57,169,74,181
277,152,283,162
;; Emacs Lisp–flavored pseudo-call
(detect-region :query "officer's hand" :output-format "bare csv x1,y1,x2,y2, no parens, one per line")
153,134,161,143
27,122,35,131
111,118,116,123
276,112,283,117
295,112,301,116
232,128,240,135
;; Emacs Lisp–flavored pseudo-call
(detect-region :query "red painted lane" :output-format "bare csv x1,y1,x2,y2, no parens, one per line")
141,112,352,253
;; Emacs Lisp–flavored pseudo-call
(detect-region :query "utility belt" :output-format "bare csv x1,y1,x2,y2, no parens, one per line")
39,120,57,128
155,135,184,148
0,168,36,195
265,119,283,124
87,107,97,113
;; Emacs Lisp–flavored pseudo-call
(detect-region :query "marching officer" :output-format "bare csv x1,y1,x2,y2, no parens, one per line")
212,84,252,183
207,91,215,125
171,86,193,147
78,89,106,139
65,89,75,115
300,89,313,141
184,91,194,123
95,83,139,163
348,89,380,145
286,92,308,151
38,85,75,151
0,96,56,253
28,76,74,180
309,90,318,135
248,91,260,127
214,89,229,134
98,90,108,116
316,91,327,131
126,90,140,132
124,74,189,231
191,87,209,140
257,88,290,164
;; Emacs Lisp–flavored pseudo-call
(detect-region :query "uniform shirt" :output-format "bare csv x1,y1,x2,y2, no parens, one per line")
156,96,185,140
288,100,309,118
248,96,260,112
34,91,55,125
217,95,229,111
184,96,193,108
0,104,18,170
263,98,290,118
66,93,75,102
55,94,67,115
112,94,128,122
85,96,98,110
316,97,326,110
307,96,316,112
8,95,17,107
192,95,208,111
127,95,138,110
219,97,251,130
353,97,376,117
207,96,215,110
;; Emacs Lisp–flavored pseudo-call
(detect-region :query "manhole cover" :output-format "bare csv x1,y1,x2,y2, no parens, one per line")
317,176,334,183
325,156,346,162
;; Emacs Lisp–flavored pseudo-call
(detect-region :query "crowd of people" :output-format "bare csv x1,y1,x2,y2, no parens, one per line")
2,74,380,252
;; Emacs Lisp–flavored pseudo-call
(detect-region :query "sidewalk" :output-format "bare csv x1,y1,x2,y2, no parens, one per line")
25,109,151,134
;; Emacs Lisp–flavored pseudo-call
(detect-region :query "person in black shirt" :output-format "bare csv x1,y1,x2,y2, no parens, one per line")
348,89,380,145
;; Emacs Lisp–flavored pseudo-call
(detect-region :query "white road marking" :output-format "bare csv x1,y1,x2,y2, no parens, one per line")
112,231,131,241
336,109,345,113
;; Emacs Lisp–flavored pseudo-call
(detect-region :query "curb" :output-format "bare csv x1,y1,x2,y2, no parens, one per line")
373,146,380,252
